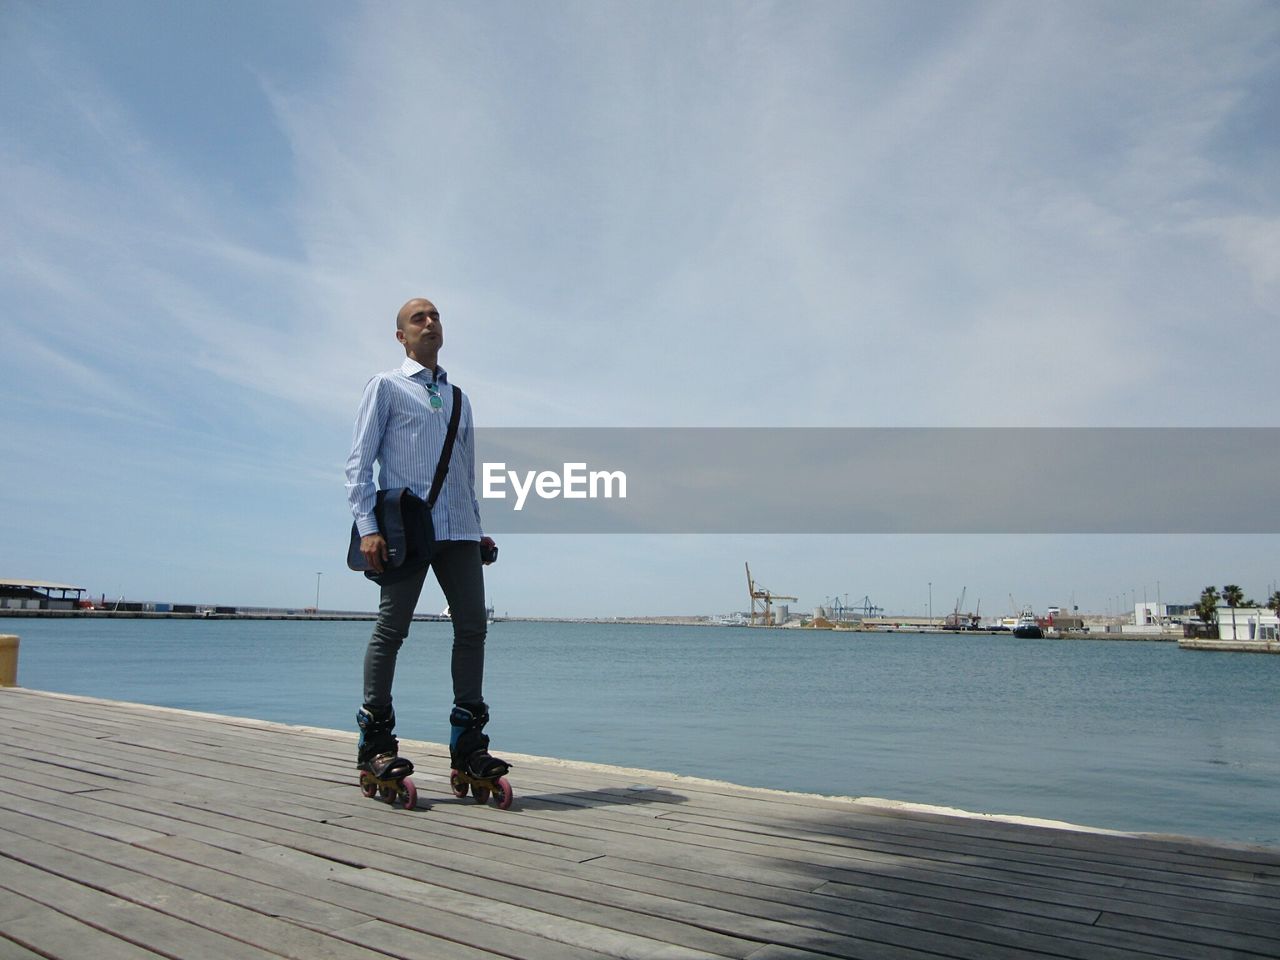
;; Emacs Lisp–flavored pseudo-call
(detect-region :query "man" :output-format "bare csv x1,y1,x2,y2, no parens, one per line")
345,296,508,793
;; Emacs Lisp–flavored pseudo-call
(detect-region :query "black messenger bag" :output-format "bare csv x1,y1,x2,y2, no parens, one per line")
346,383,462,584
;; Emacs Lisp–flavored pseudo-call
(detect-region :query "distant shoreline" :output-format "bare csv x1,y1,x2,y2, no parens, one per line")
1,608,1183,641
0,609,414,622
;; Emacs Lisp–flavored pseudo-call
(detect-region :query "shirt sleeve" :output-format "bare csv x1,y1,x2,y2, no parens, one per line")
345,376,388,536
462,393,484,535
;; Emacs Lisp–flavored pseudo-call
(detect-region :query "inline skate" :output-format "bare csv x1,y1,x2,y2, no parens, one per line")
356,705,417,809
448,702,513,809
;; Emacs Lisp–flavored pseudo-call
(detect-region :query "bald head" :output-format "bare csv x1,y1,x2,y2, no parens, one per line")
395,297,444,365
396,297,437,331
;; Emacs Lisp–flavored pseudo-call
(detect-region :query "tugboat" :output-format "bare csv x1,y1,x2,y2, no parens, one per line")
1012,606,1044,639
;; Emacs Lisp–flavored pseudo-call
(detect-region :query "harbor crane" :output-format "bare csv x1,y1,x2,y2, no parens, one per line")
850,595,884,617
945,587,966,629
824,593,884,622
945,586,980,630
745,563,797,626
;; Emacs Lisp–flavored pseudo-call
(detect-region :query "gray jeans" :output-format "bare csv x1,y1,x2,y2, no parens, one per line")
362,540,487,710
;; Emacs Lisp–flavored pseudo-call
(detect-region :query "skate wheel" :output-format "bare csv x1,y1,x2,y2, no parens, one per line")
492,776,514,810
359,774,377,799
449,770,469,799
471,785,491,805
399,778,417,810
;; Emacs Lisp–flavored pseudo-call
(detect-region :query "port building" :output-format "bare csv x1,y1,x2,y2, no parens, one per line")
1215,605,1279,642
0,578,87,611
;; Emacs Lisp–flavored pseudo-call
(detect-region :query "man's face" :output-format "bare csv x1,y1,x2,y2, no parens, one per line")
396,299,443,355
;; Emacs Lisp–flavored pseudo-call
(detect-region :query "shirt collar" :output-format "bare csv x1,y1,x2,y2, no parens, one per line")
400,357,447,383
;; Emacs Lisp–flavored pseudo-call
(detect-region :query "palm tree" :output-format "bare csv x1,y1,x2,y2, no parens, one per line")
1269,590,1280,616
1195,586,1219,626
1222,584,1245,640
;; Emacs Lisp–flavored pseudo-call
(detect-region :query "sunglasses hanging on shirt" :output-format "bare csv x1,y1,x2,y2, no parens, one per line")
424,382,444,412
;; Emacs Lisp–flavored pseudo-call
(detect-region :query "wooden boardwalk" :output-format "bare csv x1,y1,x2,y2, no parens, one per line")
1,688,1277,959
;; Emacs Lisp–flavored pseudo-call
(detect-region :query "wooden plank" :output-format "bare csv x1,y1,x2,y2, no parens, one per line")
0,856,285,960
818,876,1280,943
0,813,374,935
0,786,169,846
0,774,275,855
144,836,657,960
618,832,1280,933
655,805,1280,886
133,786,596,872
0,891,169,960
596,849,1102,924
0,739,155,794
654,815,1280,905
109,878,396,960
1094,908,1280,958
332,920,530,960
743,948,865,960
246,845,938,960
0,938,57,960
0,721,348,800
1,826,148,890
298,858,735,960
1,695,358,771
233,821,763,959
2,818,502,960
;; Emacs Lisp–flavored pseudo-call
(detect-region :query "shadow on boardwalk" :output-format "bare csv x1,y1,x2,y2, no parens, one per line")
506,787,689,813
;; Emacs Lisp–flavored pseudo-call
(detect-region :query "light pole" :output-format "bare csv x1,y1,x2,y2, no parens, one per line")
928,582,932,621
315,572,322,611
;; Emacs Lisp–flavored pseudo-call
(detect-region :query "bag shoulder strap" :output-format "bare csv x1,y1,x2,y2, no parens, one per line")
425,385,464,510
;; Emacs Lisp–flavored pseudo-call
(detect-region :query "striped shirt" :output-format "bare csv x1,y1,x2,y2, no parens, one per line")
345,358,483,541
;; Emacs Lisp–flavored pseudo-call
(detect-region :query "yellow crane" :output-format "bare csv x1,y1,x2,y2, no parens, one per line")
745,562,798,626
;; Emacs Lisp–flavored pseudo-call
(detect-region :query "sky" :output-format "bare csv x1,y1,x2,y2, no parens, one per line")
2,0,1278,617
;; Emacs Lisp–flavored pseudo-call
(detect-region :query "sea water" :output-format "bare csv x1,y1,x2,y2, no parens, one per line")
7,617,1277,846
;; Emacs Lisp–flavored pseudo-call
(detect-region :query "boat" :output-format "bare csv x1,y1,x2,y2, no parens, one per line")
441,604,497,624
1012,606,1044,639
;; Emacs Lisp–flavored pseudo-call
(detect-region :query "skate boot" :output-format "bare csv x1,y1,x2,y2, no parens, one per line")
448,702,513,809
356,705,417,809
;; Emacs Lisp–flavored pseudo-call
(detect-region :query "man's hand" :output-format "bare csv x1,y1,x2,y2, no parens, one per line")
480,536,498,565
360,533,389,573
